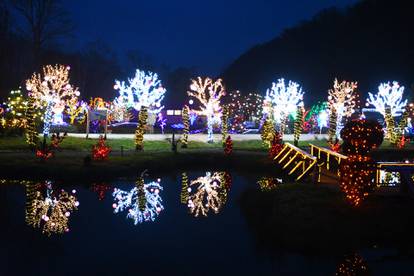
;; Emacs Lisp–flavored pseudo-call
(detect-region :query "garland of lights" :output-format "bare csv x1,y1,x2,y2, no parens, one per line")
293,107,304,146
221,105,229,145
25,97,38,148
181,105,189,148
135,106,148,150
339,119,383,206
181,172,189,204
224,135,233,155
187,77,225,143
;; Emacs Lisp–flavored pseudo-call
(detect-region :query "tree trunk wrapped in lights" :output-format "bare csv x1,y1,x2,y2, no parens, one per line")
135,106,148,151
339,119,383,206
221,105,229,146
384,106,396,142
25,97,38,149
328,107,338,144
180,172,189,204
181,105,189,148
293,107,304,146
224,135,233,155
261,119,275,148
395,107,409,148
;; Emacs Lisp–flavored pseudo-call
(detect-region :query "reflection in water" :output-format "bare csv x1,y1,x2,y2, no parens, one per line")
378,170,400,187
91,183,112,200
112,178,164,225
185,172,231,217
257,177,282,191
26,181,79,236
335,253,370,276
180,172,189,204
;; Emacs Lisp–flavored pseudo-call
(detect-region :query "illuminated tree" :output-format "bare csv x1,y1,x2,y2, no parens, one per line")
366,81,407,117
2,89,28,131
264,78,304,134
114,69,166,114
67,97,86,124
27,181,79,236
26,64,79,136
112,178,164,225
268,131,283,159
328,107,338,143
261,118,275,148
187,77,225,143
328,79,357,136
221,105,229,145
181,105,189,148
135,106,148,150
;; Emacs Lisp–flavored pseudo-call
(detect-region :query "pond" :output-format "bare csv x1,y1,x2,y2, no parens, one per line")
0,171,413,275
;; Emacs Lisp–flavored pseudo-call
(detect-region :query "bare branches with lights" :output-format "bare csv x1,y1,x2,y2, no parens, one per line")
188,77,225,142
366,81,407,117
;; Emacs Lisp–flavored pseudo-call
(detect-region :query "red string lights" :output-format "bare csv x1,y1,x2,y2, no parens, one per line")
92,135,111,160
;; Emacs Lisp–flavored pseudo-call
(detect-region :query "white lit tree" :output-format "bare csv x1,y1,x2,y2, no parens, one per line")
112,179,164,225
188,77,225,142
264,78,304,133
327,79,357,136
113,69,166,115
366,81,408,117
26,64,80,136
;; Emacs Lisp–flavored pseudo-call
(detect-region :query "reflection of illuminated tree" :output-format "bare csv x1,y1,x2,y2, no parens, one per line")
336,253,370,276
187,172,230,217
26,181,79,236
112,179,164,225
91,183,112,200
257,177,282,191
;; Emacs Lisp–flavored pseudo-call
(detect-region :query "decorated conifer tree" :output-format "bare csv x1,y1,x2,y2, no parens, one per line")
181,105,189,148
135,106,148,150
25,97,38,149
221,105,229,146
328,107,338,144
180,172,189,204
293,107,304,146
224,136,233,155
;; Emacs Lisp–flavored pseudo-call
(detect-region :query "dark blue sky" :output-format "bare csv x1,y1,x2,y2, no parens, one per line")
65,0,357,75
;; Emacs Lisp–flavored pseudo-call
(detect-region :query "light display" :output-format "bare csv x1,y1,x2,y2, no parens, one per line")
264,78,304,134
135,106,148,150
224,135,233,155
328,107,338,143
113,69,166,114
340,119,384,206
112,178,164,225
25,97,38,148
91,183,112,201
157,113,166,134
317,109,329,133
366,81,407,117
26,64,80,135
92,135,111,160
2,89,28,130
226,90,262,133
261,118,275,148
335,253,369,275
257,177,282,191
221,105,229,145
67,97,86,124
328,79,357,136
293,107,304,146
26,181,79,236
268,131,283,160
181,105,189,148
187,77,225,143
187,172,229,217
180,172,189,204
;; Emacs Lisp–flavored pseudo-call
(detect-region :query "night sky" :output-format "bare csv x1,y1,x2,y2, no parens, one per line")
65,0,356,75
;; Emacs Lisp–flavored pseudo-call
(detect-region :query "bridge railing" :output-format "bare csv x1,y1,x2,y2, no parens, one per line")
309,144,347,177
274,143,317,181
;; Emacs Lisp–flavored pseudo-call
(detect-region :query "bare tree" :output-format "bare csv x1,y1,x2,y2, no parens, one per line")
10,0,73,61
